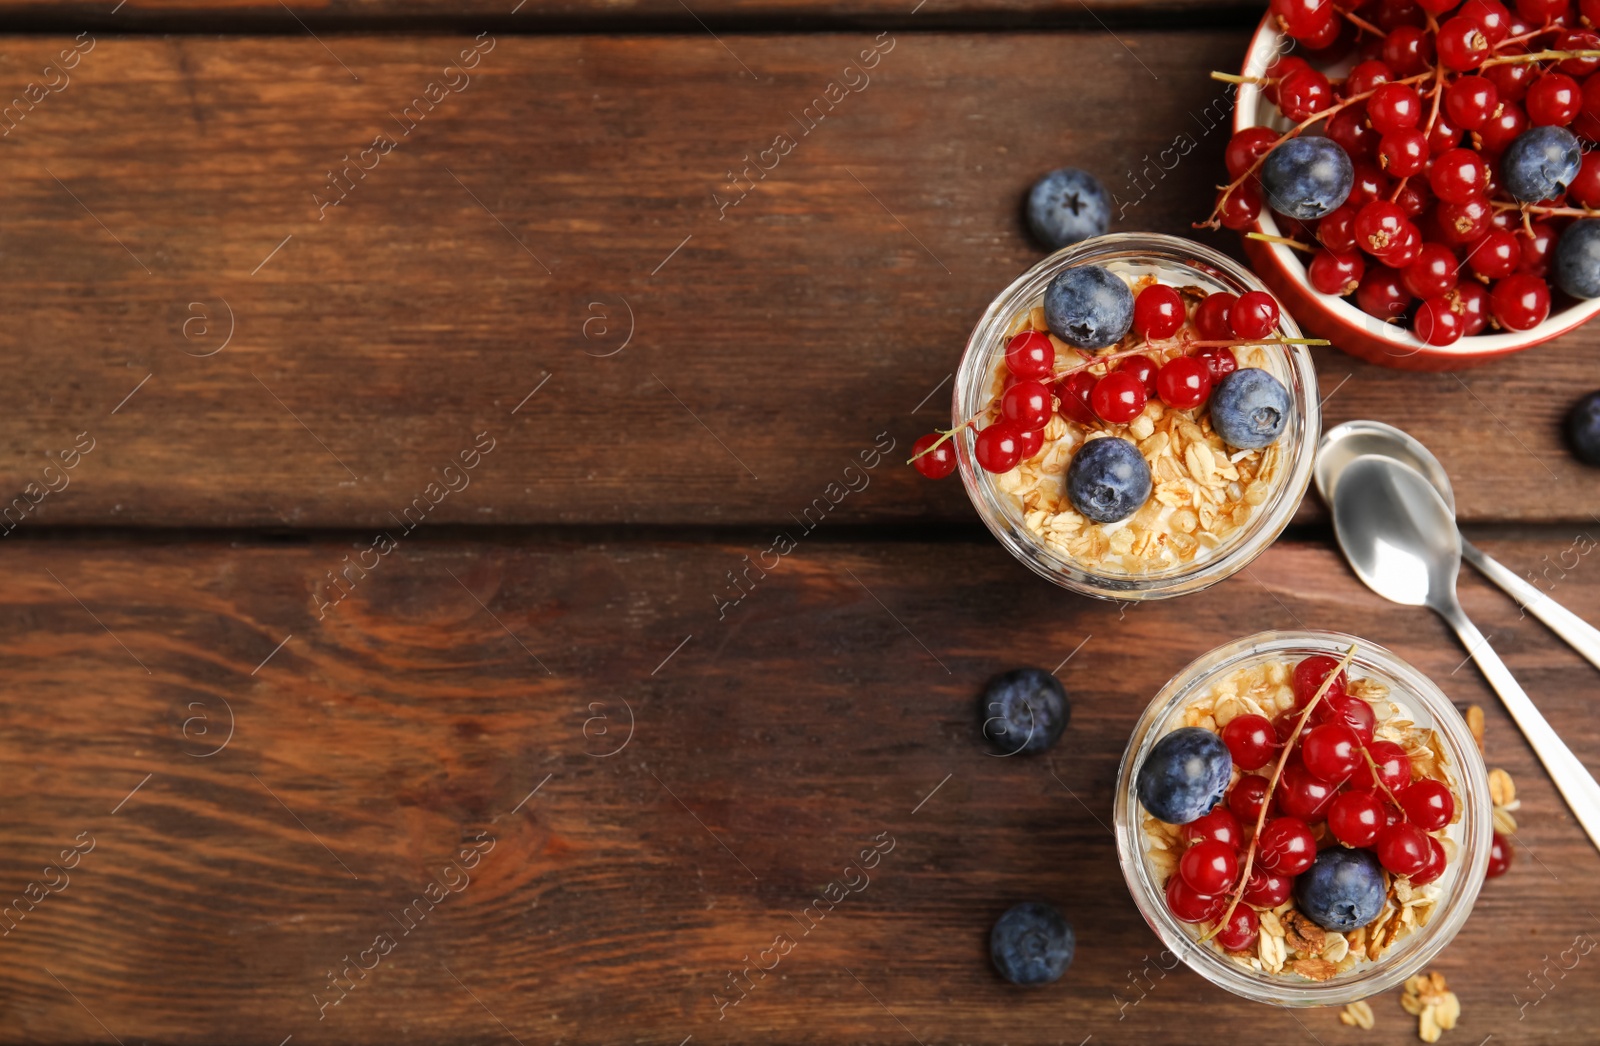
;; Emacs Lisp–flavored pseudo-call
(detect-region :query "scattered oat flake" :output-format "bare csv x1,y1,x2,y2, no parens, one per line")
1338,1000,1375,1029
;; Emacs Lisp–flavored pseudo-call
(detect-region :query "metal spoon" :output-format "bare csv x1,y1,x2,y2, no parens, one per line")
1332,454,1600,853
1318,420,1600,674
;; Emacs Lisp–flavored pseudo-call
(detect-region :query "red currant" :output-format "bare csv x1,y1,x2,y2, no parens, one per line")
1272,0,1336,38
1014,426,1044,460
1005,330,1055,379
1133,283,1186,339
1583,70,1600,121
1467,228,1522,279
1166,874,1225,922
1350,739,1412,792
1156,356,1213,410
1446,280,1490,334
1311,693,1377,743
1438,14,1492,71
1528,72,1582,126
1228,774,1276,823
1195,292,1236,340
1183,806,1245,850
1429,109,1466,153
1119,354,1159,397
1302,723,1364,784
1355,199,1408,254
1477,99,1529,153
1378,222,1423,268
1461,0,1513,44
1243,867,1293,907
1402,243,1460,298
1379,0,1428,31
1382,26,1435,76
1487,830,1513,877
1570,150,1600,206
1490,273,1551,329
1279,761,1339,821
1346,59,1395,96
1516,0,1570,22
1057,371,1099,426
1179,839,1239,895
1091,370,1147,424
1358,265,1413,318
1225,127,1281,178
1318,202,1362,252
1516,221,1556,274
1300,11,1345,49
1430,148,1489,203
1377,822,1433,876
1329,105,1381,160
1279,67,1336,121
1556,28,1600,76
1411,835,1448,884
1292,655,1350,709
1258,816,1318,875
1398,778,1456,830
1349,159,1394,205
1377,128,1430,175
974,422,1023,473
1309,248,1366,295
1369,82,1423,132
1214,903,1260,951
911,433,956,479
1435,194,1493,244
1222,713,1277,771
1196,346,1238,382
1486,60,1534,105
1229,290,1280,339
1221,187,1261,232
1328,790,1388,847
1415,296,1466,345
1264,55,1313,105
1001,380,1053,431
1446,75,1501,129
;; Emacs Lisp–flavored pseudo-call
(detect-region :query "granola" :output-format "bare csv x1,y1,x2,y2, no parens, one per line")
986,272,1291,575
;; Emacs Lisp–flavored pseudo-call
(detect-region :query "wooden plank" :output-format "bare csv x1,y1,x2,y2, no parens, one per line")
0,532,1594,1043
0,32,1593,532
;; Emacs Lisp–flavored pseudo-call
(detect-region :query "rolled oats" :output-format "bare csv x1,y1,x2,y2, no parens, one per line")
1339,999,1376,1029
1403,972,1460,1043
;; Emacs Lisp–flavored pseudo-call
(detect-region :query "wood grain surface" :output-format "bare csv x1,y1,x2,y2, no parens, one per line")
0,32,1593,530
0,532,1595,1045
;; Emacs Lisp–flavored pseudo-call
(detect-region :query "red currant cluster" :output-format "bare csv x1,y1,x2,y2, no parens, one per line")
1210,0,1600,344
1165,656,1460,951
910,285,1287,479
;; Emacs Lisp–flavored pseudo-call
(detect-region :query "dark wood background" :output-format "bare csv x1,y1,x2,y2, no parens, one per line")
0,6,1596,1045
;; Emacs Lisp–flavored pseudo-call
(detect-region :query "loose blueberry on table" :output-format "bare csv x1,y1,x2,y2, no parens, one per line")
1205,0,1600,346
1026,167,1112,252
979,667,1071,755
911,268,1304,576
990,901,1076,984
1137,654,1465,980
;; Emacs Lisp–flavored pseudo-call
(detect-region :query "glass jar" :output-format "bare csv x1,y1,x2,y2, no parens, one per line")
1114,630,1493,1006
953,233,1319,601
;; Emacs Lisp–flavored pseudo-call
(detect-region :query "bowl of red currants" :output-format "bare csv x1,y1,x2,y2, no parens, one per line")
1215,0,1600,370
1115,631,1492,1005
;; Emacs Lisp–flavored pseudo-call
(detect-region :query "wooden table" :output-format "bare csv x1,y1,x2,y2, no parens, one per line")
0,4,1596,1044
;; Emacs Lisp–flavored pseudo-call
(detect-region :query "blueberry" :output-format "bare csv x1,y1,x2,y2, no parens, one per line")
1500,126,1582,203
1294,848,1387,932
1554,220,1600,299
1136,726,1232,825
1567,390,1600,467
1210,368,1292,450
980,668,1070,755
1026,168,1111,252
990,902,1075,985
1066,436,1151,523
1260,136,1353,221
1044,264,1134,349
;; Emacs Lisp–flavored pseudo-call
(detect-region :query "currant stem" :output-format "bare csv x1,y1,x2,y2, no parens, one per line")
1211,72,1265,85
906,420,974,464
1481,48,1600,67
1246,232,1313,252
1341,8,1384,37
1491,199,1600,220
1201,643,1360,946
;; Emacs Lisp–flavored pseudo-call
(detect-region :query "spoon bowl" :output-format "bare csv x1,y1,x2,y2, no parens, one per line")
1332,455,1461,612
1317,421,1456,515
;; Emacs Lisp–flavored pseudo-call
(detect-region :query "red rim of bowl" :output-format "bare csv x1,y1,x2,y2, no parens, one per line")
1233,15,1600,366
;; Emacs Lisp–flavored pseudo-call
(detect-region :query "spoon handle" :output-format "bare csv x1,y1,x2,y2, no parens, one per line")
1442,604,1600,855
1462,539,1600,675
